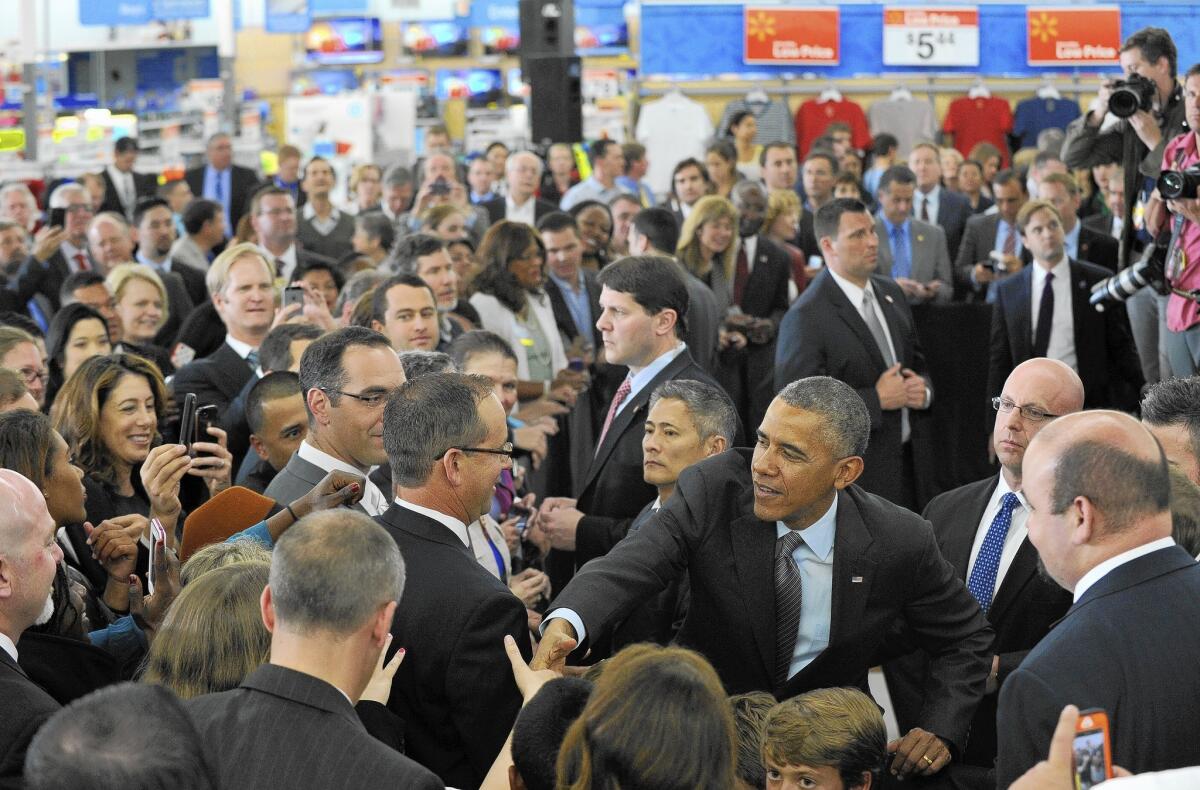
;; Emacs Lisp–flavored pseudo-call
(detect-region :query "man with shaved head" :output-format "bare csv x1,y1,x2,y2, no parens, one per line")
997,410,1200,786
0,470,63,785
885,358,1083,779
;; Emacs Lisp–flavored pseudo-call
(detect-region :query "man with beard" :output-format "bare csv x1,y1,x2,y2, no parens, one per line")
883,358,1080,787
0,470,65,786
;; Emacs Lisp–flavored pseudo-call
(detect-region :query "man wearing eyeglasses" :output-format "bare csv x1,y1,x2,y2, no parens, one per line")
0,327,47,408
8,183,94,315
374,372,530,789
883,356,1083,786
265,326,404,517
988,200,1143,410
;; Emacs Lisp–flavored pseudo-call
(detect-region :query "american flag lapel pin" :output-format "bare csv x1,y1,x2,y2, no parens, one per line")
916,234,925,243
883,295,894,304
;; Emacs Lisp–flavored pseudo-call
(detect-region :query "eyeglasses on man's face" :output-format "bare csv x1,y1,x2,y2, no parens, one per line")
435,441,514,460
992,396,1058,423
323,388,394,409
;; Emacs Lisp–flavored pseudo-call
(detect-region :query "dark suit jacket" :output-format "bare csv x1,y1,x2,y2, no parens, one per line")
883,475,1072,771
263,451,369,516
1075,223,1120,272
375,503,530,788
186,664,442,790
151,267,195,349
774,271,931,504
184,165,260,233
1082,212,1120,240
988,259,1143,410
481,196,558,227
172,341,255,414
97,169,158,217
930,187,972,262
0,647,60,790
996,546,1200,787
168,257,208,306
220,370,261,480
954,212,1006,297
7,251,75,313
553,449,993,751
549,349,722,591
543,269,602,349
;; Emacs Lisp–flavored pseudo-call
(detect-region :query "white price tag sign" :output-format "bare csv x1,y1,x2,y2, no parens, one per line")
883,7,979,67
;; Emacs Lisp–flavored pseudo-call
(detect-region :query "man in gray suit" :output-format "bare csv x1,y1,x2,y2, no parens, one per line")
873,166,952,304
265,326,404,516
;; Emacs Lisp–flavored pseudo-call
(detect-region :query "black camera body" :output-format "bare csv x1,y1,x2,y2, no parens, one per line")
1109,72,1156,118
1158,165,1200,201
1089,237,1169,309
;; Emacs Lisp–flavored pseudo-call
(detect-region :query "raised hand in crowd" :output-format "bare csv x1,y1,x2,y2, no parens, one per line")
83,515,144,612
31,224,66,263
188,424,234,498
140,443,191,538
259,469,365,543
360,633,406,706
127,534,181,645
1009,705,1131,790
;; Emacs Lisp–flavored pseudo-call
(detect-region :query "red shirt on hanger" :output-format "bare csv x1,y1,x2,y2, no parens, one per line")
943,95,1013,166
794,98,871,157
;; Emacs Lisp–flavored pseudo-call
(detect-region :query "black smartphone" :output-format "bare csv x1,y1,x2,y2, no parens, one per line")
178,392,197,454
283,286,306,312
48,207,67,229
194,404,218,456
429,177,451,196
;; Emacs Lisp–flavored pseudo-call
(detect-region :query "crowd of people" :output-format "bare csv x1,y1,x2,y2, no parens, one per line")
2,23,1200,790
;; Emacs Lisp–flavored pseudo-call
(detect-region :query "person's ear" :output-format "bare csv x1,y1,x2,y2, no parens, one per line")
373,600,397,646
261,585,276,634
654,308,677,338
249,434,269,461
834,455,865,489
507,764,526,790
0,556,14,601
1071,496,1096,546
705,435,728,457
307,387,332,427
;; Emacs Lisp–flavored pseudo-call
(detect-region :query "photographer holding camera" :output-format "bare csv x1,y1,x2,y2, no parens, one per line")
1063,27,1188,382
1143,64,1200,375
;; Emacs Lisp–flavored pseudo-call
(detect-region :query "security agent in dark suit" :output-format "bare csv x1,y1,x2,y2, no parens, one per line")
997,409,1200,786
537,213,603,351
376,373,531,788
0,471,64,788
716,181,792,434
184,132,261,238
883,358,1082,784
873,166,954,304
97,137,158,219
907,142,972,261
173,244,275,423
627,207,721,374
988,200,1144,411
537,256,726,590
955,169,1028,300
8,183,95,315
187,510,443,790
774,199,933,509
536,377,993,781
1036,172,1120,272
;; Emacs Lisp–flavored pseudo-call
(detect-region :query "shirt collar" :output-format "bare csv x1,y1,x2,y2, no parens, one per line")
919,183,941,199
547,268,585,292
136,250,169,271
391,496,470,547
301,202,339,222
881,215,909,237
223,333,257,361
0,631,16,663
989,473,1028,511
776,494,838,561
826,267,872,308
628,342,686,388
1073,537,1177,602
1032,256,1070,287
1064,221,1082,253
298,438,369,477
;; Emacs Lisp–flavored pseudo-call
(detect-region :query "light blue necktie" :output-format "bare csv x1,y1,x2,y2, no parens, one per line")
890,223,912,280
967,492,1020,613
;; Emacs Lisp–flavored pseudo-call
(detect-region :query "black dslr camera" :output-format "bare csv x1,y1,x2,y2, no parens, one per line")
1089,238,1169,309
1158,165,1200,201
1109,72,1156,118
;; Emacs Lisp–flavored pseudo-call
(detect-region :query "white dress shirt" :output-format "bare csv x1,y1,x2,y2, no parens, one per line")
915,184,941,223
505,195,536,226
966,476,1029,598
614,342,687,419
223,334,257,364
1073,537,1177,602
391,496,470,547
1062,221,1082,261
61,240,90,273
302,202,342,236
1030,258,1077,371
260,244,298,283
296,440,389,516
0,632,17,662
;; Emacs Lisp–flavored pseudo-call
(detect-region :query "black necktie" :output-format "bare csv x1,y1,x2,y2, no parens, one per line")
1032,272,1055,358
775,530,805,685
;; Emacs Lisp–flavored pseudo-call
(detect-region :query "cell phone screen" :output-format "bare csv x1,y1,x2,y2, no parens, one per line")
283,286,306,311
1073,710,1113,790
48,207,67,229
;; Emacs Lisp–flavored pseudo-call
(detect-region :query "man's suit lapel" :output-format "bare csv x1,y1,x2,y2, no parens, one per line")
983,215,1000,251
743,235,775,296
1010,269,1034,358
0,646,30,680
579,352,692,494
873,278,911,364
1067,260,1095,355
728,512,777,682
820,275,886,370
828,490,877,647
289,453,369,515
940,478,998,577
988,538,1041,622
873,221,894,276
379,503,474,556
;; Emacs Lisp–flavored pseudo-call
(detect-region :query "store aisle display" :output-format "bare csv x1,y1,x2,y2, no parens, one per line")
716,92,796,145
868,93,938,158
794,92,871,156
943,92,1014,167
1012,93,1081,150
636,90,714,196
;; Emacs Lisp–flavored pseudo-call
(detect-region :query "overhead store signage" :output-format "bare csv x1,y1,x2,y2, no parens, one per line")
1027,6,1121,66
882,7,979,67
743,7,840,66
80,0,209,25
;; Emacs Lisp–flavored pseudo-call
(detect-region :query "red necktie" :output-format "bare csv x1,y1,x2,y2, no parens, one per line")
734,246,750,306
75,253,90,272
596,378,633,454
1003,227,1017,256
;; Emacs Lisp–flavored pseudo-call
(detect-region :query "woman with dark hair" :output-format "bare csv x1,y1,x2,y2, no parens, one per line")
51,354,232,587
469,222,581,407
556,643,737,789
293,259,345,313
728,110,763,183
706,140,742,200
43,304,111,410
567,200,614,271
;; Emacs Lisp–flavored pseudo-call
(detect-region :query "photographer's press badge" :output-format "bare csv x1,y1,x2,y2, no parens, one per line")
1166,215,1188,282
